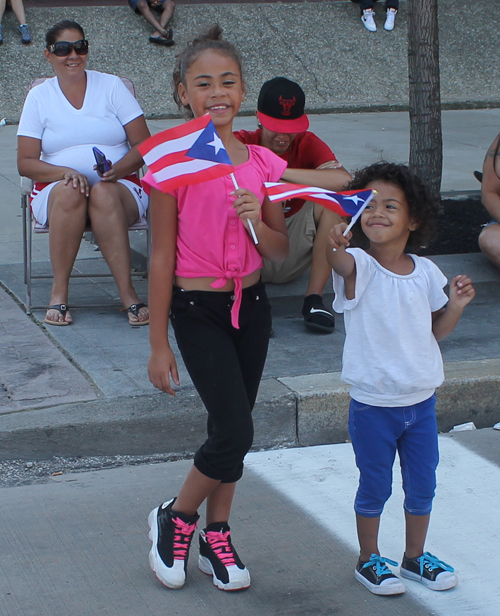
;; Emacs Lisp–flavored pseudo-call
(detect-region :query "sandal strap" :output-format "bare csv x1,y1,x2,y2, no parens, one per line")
126,302,146,317
47,303,68,316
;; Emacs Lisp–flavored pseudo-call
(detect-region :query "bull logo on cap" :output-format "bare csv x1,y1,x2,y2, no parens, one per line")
279,96,296,116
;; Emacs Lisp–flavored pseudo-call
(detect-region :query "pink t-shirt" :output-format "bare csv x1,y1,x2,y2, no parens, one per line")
143,144,287,328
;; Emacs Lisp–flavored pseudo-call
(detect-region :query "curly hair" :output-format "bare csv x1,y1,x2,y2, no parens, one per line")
347,162,438,252
46,20,85,48
172,24,244,118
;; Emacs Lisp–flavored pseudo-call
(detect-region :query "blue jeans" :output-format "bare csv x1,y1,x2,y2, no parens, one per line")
348,394,439,518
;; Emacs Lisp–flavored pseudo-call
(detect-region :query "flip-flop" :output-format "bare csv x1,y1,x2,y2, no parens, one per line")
44,303,71,326
126,302,149,326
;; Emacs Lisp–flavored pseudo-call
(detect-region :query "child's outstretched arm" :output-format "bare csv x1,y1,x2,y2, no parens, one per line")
233,189,289,263
326,222,356,299
147,188,180,396
432,274,475,341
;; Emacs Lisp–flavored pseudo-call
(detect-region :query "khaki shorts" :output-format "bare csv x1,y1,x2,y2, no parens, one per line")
261,201,316,284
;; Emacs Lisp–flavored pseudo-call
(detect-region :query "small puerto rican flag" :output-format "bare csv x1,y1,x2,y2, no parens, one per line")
138,115,234,193
264,182,375,225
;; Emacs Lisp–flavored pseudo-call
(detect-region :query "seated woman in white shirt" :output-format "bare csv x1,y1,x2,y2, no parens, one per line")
17,19,150,326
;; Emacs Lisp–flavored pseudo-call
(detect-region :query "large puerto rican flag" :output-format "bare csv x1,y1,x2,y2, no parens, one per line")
264,183,375,223
138,115,234,193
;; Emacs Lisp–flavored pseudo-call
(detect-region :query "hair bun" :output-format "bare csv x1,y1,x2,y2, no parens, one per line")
193,24,223,45
206,24,223,41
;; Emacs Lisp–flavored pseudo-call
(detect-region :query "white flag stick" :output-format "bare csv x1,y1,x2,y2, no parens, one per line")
230,173,259,245
342,190,376,236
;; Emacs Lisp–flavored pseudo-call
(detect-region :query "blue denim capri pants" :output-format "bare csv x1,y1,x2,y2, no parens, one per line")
348,394,439,518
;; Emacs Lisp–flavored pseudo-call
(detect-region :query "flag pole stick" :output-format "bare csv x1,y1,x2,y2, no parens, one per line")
230,173,259,245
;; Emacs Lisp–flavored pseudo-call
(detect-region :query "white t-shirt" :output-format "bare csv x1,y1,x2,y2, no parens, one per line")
17,70,143,187
333,248,448,407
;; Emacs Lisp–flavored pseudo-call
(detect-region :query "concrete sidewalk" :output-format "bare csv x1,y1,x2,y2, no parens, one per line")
1,428,499,616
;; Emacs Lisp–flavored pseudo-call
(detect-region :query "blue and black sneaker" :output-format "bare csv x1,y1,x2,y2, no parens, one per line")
355,554,406,595
19,24,31,44
400,552,458,590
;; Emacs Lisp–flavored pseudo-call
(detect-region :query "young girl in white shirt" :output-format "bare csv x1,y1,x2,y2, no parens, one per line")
327,162,475,596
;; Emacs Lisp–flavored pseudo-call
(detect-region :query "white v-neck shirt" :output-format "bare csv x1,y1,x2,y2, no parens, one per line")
333,248,449,407
18,70,143,188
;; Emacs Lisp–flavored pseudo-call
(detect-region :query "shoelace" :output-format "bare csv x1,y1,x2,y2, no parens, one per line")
418,552,454,576
362,554,398,577
171,516,198,560
205,530,236,567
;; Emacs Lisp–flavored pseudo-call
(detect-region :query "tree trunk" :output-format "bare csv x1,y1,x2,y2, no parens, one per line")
407,0,442,196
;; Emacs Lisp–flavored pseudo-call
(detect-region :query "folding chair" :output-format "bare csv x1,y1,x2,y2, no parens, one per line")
20,76,150,314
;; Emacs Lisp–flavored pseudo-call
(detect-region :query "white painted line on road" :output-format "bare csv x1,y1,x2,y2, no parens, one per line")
247,437,500,616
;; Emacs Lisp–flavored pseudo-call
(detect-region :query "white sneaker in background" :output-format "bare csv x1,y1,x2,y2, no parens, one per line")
384,7,397,31
361,9,377,32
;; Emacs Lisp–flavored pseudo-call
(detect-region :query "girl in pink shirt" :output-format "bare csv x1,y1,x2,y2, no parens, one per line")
146,25,289,593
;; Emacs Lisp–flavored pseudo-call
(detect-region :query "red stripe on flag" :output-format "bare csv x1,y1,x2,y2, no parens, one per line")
155,163,234,192
148,150,190,173
138,115,211,157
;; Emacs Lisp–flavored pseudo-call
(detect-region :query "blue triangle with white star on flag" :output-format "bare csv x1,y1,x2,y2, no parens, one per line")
186,120,233,165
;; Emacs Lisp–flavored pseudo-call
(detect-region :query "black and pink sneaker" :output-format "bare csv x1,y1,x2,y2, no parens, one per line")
148,498,199,589
198,523,251,591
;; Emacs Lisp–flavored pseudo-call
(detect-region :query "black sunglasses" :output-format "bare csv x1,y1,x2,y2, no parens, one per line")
47,39,89,57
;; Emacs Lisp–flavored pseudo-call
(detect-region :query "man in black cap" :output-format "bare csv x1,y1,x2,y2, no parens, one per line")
235,77,351,333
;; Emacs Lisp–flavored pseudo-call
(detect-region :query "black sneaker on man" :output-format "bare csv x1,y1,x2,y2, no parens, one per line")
400,552,458,590
302,294,335,333
198,522,251,591
148,498,199,589
355,554,406,595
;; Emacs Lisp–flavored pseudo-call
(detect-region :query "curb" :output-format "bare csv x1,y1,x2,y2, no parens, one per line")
1,360,499,461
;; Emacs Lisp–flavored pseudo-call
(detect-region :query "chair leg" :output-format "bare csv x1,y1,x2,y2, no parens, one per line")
146,225,151,275
26,209,33,315
22,194,28,285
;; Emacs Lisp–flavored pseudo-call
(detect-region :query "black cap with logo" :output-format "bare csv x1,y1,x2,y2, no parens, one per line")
257,77,309,133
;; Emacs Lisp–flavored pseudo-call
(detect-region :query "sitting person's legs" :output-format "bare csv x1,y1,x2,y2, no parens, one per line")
261,202,316,285
307,204,343,297
45,181,88,325
262,202,340,333
478,222,500,269
88,181,149,324
5,0,31,43
130,0,175,45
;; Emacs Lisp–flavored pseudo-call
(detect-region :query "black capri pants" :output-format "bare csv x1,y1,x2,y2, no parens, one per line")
170,279,272,484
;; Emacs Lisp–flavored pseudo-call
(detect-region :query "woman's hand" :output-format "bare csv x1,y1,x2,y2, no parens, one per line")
232,188,261,231
94,161,118,183
63,171,90,197
148,349,180,396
